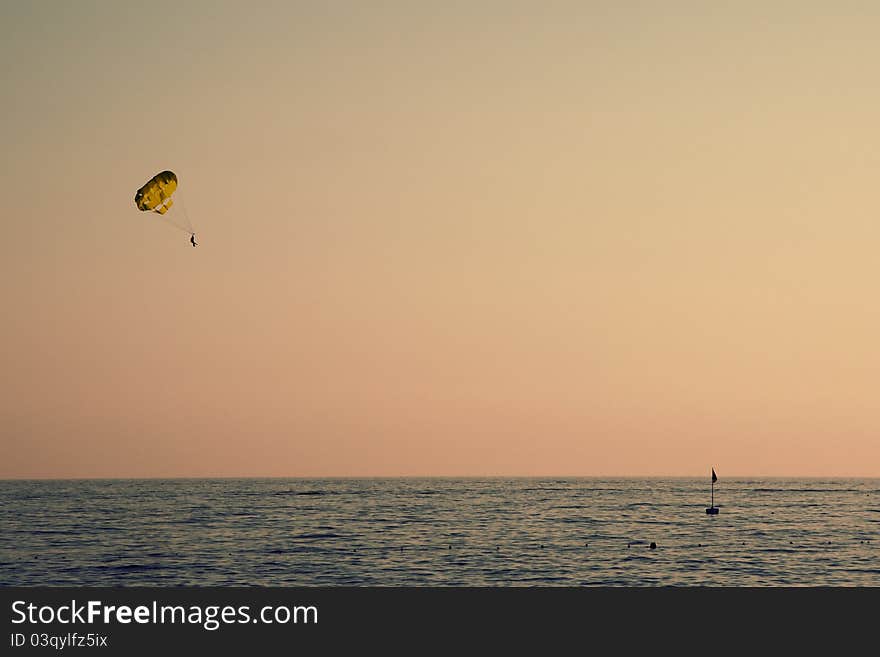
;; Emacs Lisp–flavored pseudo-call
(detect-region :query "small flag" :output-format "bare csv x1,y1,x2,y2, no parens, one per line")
712,468,717,483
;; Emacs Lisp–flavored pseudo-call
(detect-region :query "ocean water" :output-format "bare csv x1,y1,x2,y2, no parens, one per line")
0,478,877,586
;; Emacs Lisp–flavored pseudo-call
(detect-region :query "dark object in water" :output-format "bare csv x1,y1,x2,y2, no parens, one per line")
650,542,657,550
705,467,719,514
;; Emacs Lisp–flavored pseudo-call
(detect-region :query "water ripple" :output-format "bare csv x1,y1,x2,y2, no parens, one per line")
0,477,877,586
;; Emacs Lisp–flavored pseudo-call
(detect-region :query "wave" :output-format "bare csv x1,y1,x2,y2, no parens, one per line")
294,532,343,540
751,488,864,493
272,489,369,497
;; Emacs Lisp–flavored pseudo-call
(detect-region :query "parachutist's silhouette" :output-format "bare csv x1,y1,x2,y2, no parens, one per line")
190,233,197,247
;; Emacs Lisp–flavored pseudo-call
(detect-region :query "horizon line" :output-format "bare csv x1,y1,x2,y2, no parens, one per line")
2,474,879,482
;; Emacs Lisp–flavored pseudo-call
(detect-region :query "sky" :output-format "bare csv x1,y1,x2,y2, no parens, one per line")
3,1,880,478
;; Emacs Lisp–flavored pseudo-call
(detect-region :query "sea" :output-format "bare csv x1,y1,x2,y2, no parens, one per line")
1,478,878,586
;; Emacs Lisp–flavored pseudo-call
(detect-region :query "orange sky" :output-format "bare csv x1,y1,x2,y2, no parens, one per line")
3,1,880,478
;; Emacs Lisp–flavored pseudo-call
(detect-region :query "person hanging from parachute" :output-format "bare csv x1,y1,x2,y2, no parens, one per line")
134,170,197,246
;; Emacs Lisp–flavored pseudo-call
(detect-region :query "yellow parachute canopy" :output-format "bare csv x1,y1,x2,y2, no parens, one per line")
135,170,177,215
133,170,192,235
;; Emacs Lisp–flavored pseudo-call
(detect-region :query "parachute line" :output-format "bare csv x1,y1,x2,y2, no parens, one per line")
176,189,194,234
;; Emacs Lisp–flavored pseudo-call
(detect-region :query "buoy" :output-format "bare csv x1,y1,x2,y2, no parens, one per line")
650,542,657,550
705,468,719,514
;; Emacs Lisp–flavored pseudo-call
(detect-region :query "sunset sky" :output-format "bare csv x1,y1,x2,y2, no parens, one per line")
3,1,880,478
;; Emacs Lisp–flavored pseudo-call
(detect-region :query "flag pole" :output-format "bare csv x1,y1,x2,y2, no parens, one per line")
706,468,719,514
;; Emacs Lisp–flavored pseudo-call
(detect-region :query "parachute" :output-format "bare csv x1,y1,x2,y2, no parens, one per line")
134,170,193,234
135,170,177,214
